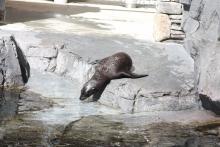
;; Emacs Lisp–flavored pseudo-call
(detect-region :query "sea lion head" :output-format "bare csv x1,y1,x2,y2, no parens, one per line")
79,80,100,101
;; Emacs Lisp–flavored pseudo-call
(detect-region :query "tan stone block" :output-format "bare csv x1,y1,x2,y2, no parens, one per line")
154,13,171,41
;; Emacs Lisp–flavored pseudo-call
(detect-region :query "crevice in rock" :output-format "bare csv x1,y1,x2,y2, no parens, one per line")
131,88,141,114
199,94,220,115
0,69,5,86
9,36,30,84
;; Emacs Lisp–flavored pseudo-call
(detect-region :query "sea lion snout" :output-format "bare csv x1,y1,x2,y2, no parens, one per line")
79,82,97,101
79,95,87,101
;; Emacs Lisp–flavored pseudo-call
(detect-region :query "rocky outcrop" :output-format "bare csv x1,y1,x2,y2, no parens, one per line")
97,43,196,112
26,42,197,113
0,36,30,88
1,33,197,113
183,0,220,115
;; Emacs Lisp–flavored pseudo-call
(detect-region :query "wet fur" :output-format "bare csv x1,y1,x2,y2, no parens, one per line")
80,52,148,101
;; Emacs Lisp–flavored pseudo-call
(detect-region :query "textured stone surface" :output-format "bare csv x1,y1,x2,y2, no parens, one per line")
179,0,191,5
90,43,196,112
0,0,5,21
0,36,30,88
153,13,171,41
11,37,196,113
1,111,220,146
59,115,220,147
171,30,185,35
25,46,58,72
169,14,183,20
170,19,182,24
55,50,91,83
183,0,220,115
0,90,20,121
0,2,196,113
27,57,50,71
171,23,182,30
18,40,196,113
18,91,54,113
26,46,58,58
183,16,200,34
171,33,185,39
157,2,183,15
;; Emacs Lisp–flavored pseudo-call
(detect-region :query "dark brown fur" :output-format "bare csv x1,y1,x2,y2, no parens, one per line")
79,52,148,101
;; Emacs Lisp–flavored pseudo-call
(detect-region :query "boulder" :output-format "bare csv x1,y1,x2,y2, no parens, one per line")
154,13,171,41
157,2,183,15
25,46,58,72
89,43,196,113
183,0,220,115
33,41,196,113
9,34,197,113
0,36,30,88
55,50,92,83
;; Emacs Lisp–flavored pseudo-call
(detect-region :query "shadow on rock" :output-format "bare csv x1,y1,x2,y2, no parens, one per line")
10,36,30,84
0,89,20,121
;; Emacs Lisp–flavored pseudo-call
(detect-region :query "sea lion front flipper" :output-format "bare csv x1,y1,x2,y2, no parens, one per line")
118,72,148,79
92,82,110,101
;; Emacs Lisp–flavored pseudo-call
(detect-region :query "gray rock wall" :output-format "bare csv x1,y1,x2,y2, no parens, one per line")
183,0,220,114
0,36,30,88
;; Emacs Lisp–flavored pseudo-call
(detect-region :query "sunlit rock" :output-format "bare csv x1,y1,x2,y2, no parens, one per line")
183,0,220,115
0,36,30,88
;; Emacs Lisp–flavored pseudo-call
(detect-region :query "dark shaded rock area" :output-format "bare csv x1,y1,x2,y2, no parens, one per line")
0,119,52,146
0,90,54,121
0,89,20,121
18,91,54,113
183,0,220,115
0,115,219,147
58,116,220,147
0,36,30,88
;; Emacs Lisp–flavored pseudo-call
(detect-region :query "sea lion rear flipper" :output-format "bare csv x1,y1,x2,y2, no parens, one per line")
119,72,148,79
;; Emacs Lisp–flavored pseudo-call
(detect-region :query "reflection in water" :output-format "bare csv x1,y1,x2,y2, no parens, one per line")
0,88,20,121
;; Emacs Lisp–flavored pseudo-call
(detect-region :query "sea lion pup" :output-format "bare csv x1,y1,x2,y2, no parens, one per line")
79,52,148,101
